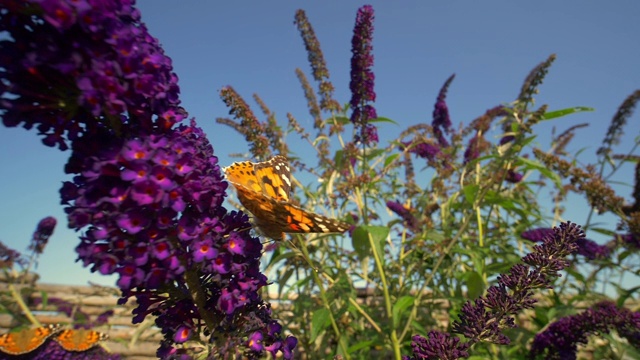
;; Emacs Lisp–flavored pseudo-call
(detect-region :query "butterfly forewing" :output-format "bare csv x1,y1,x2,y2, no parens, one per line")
252,155,292,202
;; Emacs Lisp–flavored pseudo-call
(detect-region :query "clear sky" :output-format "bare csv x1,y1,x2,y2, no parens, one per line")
1,1,639,286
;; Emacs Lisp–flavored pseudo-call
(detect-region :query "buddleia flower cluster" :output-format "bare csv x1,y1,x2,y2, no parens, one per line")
405,222,586,360
349,4,378,145
0,0,296,358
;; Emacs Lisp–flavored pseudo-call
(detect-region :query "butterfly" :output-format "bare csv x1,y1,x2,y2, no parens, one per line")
53,328,108,352
223,155,350,239
0,324,61,355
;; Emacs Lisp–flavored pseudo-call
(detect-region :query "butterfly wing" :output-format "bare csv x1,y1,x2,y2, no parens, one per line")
54,329,108,352
224,155,292,202
0,324,60,355
278,202,351,234
252,155,292,202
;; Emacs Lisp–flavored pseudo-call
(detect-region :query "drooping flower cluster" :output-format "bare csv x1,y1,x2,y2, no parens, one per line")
28,216,57,254
1,0,296,357
0,241,25,269
405,222,583,360
386,200,419,233
618,233,640,250
405,332,470,360
61,120,296,357
0,0,185,150
349,4,378,145
63,122,226,291
521,228,611,260
432,74,455,148
529,301,640,360
401,76,457,170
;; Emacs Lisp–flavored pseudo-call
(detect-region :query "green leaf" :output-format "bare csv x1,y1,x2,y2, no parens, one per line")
462,184,480,204
464,271,485,299
384,153,400,167
348,340,376,353
363,148,386,161
369,116,398,125
518,157,563,188
392,296,415,328
333,116,351,125
40,290,49,308
334,149,345,168
351,226,370,259
588,227,617,237
310,308,331,342
366,225,389,258
614,284,640,307
542,106,594,120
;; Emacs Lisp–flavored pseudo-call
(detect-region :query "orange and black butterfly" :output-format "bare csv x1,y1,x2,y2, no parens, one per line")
224,156,350,239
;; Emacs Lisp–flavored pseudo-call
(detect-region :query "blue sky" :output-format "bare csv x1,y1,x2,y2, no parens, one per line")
1,1,639,286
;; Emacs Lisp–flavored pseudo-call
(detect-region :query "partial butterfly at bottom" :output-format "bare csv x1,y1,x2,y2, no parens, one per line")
0,325,108,355
223,155,351,239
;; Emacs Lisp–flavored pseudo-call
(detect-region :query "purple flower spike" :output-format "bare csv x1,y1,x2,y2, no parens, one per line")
387,200,420,232
29,216,57,254
3,2,297,357
349,5,378,145
0,242,25,268
0,0,185,149
406,332,470,360
432,74,455,148
408,223,584,359
529,301,640,359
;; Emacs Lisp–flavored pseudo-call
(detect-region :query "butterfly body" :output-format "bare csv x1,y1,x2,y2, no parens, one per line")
224,156,350,239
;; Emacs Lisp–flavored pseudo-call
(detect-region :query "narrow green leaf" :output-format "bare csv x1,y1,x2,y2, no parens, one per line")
464,271,485,299
348,340,375,353
384,153,400,167
310,308,331,342
392,296,415,328
333,116,351,125
542,106,594,120
369,116,398,125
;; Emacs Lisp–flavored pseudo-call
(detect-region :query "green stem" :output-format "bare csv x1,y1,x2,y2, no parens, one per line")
184,269,217,332
9,284,40,326
297,237,350,359
368,231,400,359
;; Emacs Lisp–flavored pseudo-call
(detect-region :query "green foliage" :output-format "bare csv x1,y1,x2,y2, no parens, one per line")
218,9,640,360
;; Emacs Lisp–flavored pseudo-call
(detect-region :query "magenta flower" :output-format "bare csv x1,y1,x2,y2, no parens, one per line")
173,326,192,343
